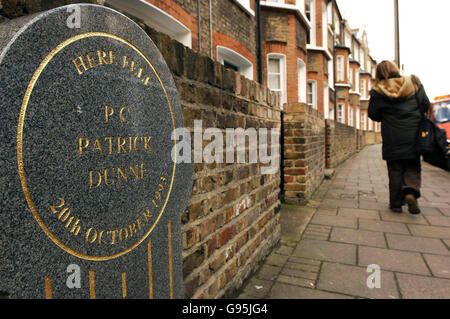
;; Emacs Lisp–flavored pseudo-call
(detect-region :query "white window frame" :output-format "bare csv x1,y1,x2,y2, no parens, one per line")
307,80,318,109
267,53,287,105
356,108,360,130
217,46,254,80
106,0,192,48
348,106,354,127
322,1,328,48
361,112,367,131
328,58,334,87
324,82,329,119
337,55,345,82
306,0,316,46
361,78,367,98
338,103,345,124
349,65,353,87
355,69,360,93
234,0,255,16
298,58,307,103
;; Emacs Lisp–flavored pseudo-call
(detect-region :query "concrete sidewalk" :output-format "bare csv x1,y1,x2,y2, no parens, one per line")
238,144,450,299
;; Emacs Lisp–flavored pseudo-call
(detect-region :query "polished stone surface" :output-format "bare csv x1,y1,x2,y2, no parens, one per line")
0,4,192,299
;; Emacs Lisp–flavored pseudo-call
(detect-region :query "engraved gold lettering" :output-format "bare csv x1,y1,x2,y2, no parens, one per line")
60,208,71,222
50,198,65,213
69,219,81,236
92,138,103,155
78,137,89,156
129,223,137,238
97,50,110,65
141,163,149,180
105,137,113,155
122,55,129,69
142,76,150,86
129,165,139,179
117,167,127,183
97,231,106,246
108,230,118,245
119,227,128,242
57,207,69,220
136,68,143,79
104,168,114,186
86,227,98,244
117,137,127,154
133,137,141,152
144,137,152,151
109,51,115,65
86,52,96,69
119,107,130,124
105,106,114,124
72,56,88,75
143,209,152,222
89,171,102,189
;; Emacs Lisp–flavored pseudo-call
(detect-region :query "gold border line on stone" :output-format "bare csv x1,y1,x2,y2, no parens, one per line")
17,32,177,261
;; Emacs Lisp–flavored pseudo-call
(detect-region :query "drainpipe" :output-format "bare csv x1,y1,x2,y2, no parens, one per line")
209,0,213,58
198,0,201,52
256,0,263,84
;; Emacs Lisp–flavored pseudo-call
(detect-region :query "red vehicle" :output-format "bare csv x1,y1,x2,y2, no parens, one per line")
429,95,450,169
431,95,450,140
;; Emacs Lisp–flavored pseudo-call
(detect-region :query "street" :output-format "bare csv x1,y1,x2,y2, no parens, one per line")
239,144,450,299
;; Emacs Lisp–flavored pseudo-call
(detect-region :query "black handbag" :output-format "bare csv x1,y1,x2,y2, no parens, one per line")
415,93,449,171
416,94,447,155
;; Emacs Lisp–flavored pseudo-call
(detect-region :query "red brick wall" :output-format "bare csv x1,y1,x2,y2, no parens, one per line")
146,29,282,298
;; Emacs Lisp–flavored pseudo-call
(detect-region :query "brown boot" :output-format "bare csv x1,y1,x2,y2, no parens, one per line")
405,194,421,215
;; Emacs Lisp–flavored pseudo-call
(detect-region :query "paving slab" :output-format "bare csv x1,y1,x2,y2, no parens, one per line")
287,256,321,266
407,225,450,240
284,262,320,273
268,283,354,299
439,208,450,217
255,265,282,281
423,254,450,279
358,219,410,235
293,239,357,265
396,273,450,299
276,275,315,289
419,207,445,217
379,211,428,225
241,278,273,299
337,208,380,220
310,215,358,229
275,245,295,256
386,234,450,255
358,201,390,211
265,253,289,267
317,262,399,299
319,199,360,209
359,246,430,276
424,215,450,226
280,268,318,281
330,228,387,248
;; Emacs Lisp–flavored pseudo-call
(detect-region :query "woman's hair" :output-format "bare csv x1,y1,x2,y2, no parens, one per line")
375,60,401,82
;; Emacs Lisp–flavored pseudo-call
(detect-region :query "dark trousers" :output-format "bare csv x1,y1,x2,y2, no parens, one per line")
386,158,422,208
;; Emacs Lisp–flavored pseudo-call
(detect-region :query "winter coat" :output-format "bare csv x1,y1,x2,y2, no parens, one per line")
368,75,431,161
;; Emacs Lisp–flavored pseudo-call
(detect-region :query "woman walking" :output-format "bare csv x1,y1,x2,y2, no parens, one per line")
368,61,431,214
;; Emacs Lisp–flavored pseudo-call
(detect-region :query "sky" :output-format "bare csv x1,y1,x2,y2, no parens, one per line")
336,0,450,101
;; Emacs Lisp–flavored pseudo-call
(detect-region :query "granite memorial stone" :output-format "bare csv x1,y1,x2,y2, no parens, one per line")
0,4,193,299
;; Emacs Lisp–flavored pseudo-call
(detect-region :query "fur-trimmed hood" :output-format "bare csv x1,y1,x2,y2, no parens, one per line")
372,75,421,100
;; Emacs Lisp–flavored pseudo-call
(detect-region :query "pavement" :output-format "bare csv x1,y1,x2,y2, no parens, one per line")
237,144,450,299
